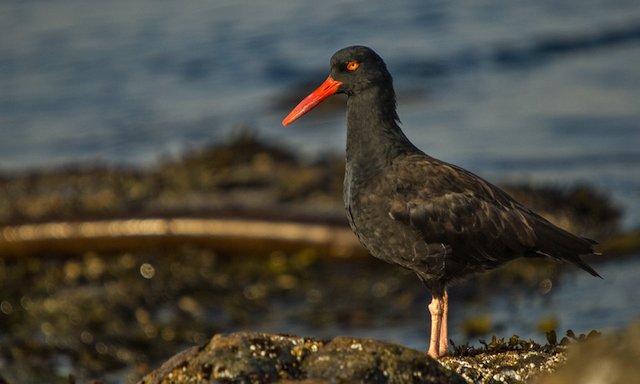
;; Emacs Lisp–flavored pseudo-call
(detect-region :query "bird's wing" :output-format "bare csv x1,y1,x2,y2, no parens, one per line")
385,156,539,265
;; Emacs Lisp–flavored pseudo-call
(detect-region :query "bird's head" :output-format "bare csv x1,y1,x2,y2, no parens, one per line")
283,46,393,126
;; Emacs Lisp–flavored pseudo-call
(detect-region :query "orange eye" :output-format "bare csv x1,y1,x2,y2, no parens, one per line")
347,61,359,70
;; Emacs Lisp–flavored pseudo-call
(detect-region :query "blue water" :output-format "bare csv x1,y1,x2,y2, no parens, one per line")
1,0,639,229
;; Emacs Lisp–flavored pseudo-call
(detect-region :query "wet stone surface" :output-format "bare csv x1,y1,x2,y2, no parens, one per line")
138,332,466,384
137,330,611,384
442,351,566,384
138,332,326,384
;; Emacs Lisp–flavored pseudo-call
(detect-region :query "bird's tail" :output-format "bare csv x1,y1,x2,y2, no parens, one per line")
533,220,602,278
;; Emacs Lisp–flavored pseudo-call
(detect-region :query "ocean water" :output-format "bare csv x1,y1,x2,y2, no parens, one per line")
1,0,639,228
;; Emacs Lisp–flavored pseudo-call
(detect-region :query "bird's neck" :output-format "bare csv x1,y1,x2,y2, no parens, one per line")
345,86,416,175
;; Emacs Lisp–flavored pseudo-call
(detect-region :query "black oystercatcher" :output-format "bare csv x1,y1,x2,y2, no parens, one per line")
282,46,601,358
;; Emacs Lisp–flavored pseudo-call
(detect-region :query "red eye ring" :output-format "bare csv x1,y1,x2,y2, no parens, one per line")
347,61,359,70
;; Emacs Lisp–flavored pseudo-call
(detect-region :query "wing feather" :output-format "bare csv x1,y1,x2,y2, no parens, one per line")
377,152,599,279
386,155,539,266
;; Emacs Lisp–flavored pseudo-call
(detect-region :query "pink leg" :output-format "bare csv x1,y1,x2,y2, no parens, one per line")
427,295,443,358
438,291,449,356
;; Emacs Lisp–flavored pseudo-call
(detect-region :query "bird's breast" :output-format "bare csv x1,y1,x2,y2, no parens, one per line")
344,172,414,257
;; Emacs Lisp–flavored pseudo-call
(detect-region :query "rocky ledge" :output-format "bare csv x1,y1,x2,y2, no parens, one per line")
137,323,640,384
137,332,569,384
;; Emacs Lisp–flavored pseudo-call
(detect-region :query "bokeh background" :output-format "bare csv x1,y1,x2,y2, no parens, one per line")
1,0,640,383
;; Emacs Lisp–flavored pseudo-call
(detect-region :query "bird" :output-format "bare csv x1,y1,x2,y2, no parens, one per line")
282,46,601,359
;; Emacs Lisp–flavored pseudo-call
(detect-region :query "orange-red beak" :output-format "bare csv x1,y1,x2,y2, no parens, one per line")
282,77,343,126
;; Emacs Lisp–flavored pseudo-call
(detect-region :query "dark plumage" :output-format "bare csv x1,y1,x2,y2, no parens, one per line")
283,46,601,358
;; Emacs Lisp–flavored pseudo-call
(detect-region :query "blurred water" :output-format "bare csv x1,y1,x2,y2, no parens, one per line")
1,0,639,229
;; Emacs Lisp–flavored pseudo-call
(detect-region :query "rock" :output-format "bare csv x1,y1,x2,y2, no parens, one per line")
441,350,567,384
303,336,464,384
138,332,325,384
137,332,466,384
533,322,640,384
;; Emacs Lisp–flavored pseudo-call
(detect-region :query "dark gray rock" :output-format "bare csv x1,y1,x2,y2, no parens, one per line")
303,336,465,384
138,332,326,384
137,332,465,383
